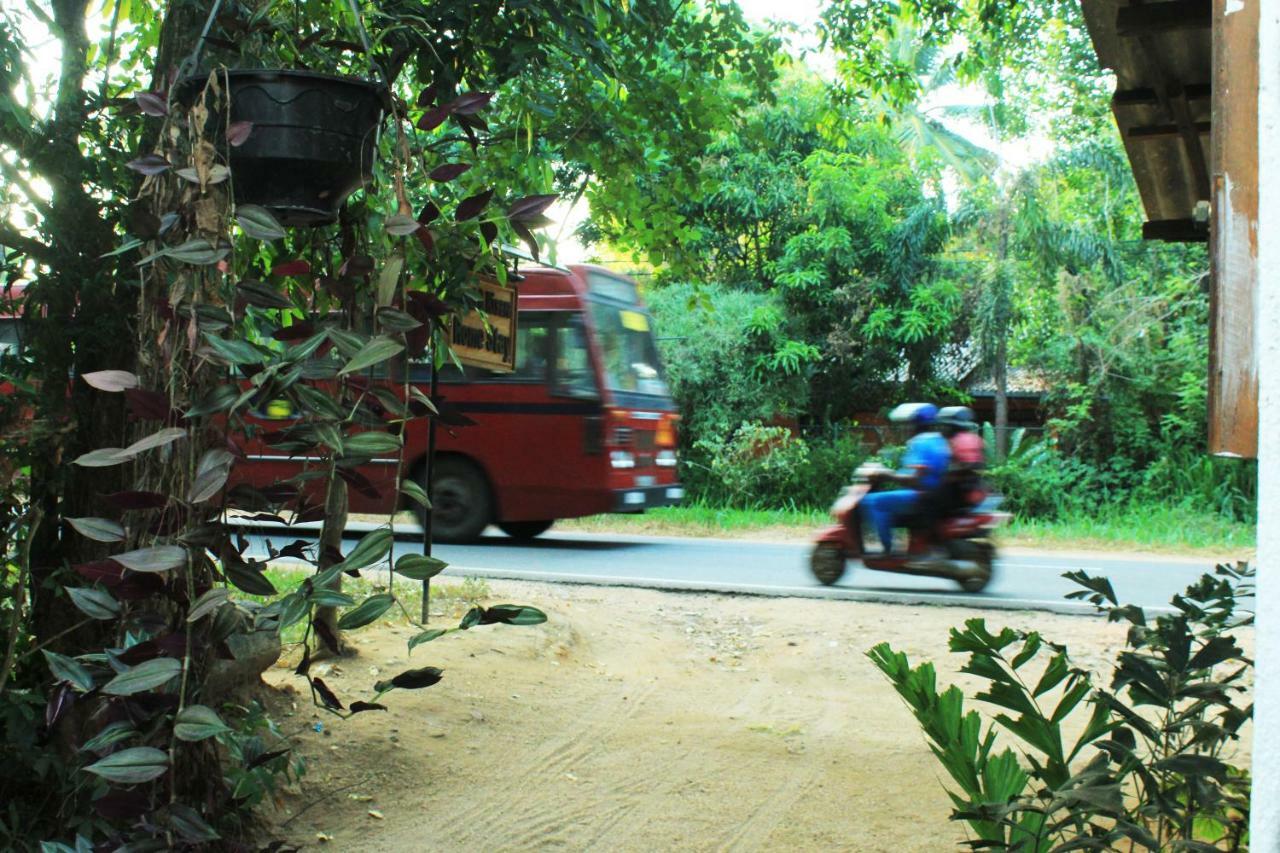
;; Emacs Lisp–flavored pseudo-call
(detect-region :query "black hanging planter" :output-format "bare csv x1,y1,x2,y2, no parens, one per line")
178,70,387,227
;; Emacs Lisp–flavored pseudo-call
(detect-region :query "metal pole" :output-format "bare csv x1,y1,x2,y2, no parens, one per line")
420,323,438,623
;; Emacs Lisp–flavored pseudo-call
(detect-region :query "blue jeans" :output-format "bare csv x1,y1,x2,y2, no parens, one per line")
859,489,919,553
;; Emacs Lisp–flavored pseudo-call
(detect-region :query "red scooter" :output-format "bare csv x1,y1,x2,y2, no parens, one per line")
810,464,1008,593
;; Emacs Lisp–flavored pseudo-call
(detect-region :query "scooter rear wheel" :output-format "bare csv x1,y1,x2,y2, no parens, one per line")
810,544,847,586
957,543,995,593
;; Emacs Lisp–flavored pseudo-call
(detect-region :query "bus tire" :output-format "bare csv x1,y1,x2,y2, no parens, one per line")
420,456,492,543
497,520,554,540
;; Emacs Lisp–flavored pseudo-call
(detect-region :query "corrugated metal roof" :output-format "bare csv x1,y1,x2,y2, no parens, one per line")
1079,0,1212,241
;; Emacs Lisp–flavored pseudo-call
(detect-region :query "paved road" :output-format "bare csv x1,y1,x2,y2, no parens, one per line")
241,524,1222,615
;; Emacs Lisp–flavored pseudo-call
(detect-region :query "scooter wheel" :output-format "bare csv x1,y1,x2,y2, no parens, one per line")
810,544,847,586
958,543,995,593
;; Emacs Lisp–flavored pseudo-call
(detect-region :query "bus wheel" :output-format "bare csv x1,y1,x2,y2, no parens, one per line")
498,520,554,540
421,457,492,543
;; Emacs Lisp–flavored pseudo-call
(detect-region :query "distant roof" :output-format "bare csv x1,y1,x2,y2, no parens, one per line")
1079,0,1212,242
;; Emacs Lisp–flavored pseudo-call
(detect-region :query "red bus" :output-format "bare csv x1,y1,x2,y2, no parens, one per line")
236,264,683,541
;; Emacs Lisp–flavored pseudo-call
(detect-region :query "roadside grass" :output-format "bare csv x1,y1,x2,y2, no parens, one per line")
250,565,491,645
558,500,1255,557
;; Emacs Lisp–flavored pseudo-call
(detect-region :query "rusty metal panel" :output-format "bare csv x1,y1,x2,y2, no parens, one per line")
1208,0,1260,457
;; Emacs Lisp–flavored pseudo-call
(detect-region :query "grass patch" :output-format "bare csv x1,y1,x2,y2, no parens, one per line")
252,566,491,644
559,500,1254,556
559,503,827,539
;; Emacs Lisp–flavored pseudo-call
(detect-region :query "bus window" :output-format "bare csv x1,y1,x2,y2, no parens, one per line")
492,313,550,382
0,319,21,357
552,315,598,400
586,301,668,396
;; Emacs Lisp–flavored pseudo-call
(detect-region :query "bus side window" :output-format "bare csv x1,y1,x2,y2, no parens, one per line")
551,315,598,400
490,314,550,382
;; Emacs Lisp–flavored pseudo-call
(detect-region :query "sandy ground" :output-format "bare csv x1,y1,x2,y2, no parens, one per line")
262,580,1254,852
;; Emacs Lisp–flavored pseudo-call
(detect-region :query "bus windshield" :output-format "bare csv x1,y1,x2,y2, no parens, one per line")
586,300,668,396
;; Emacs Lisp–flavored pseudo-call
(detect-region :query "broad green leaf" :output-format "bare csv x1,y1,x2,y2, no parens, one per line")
340,529,394,572
101,658,182,695
188,449,234,503
67,517,126,543
72,447,130,467
169,804,221,843
480,604,547,626
374,665,443,692
112,545,188,573
43,650,95,692
326,327,367,358
122,427,187,456
65,586,121,620
339,336,404,375
342,431,402,457
337,593,395,630
235,204,286,241
166,238,229,265
84,747,169,784
277,590,310,629
186,384,240,418
224,561,277,596
400,479,432,508
376,307,422,333
174,705,230,742
394,554,447,581
309,589,355,607
187,588,230,622
80,721,136,753
203,335,266,366
407,629,447,651
384,214,422,236
236,279,292,308
377,252,404,306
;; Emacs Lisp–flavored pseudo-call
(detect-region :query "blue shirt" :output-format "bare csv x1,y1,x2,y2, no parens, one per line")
901,431,951,490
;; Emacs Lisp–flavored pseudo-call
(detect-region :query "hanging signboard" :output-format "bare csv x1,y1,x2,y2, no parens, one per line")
445,279,518,373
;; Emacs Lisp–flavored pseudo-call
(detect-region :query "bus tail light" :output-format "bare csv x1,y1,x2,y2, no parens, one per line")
656,416,677,447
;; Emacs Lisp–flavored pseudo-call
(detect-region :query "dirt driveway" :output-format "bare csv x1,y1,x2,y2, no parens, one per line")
264,579,1249,851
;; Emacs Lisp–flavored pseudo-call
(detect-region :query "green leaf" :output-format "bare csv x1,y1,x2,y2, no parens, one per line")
385,214,423,236
82,370,140,392
407,629,447,651
340,529,394,572
480,604,547,626
67,517,126,543
236,279,292,309
374,665,443,692
339,336,404,375
174,705,230,742
84,746,169,784
400,479,432,508
224,561,277,596
65,586,120,620
186,384,240,418
376,307,423,333
342,431,402,457
187,588,230,622
111,545,187,573
101,658,182,696
122,427,187,456
188,448,234,503
80,721,136,753
337,593,395,630
277,590,310,629
166,238,230,265
71,447,130,467
203,334,266,366
394,554,447,581
309,589,355,607
377,252,404,306
168,803,221,842
43,650,95,692
235,204,286,241
326,327,367,358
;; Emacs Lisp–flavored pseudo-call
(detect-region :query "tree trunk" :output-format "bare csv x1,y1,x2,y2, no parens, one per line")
994,335,1009,461
313,476,350,658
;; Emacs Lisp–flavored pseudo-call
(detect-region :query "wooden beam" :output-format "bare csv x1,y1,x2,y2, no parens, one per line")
1142,218,1209,241
1127,120,1211,138
1113,82,1211,106
1116,0,1211,37
1208,0,1259,456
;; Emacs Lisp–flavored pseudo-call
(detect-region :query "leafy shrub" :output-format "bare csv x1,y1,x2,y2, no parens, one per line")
692,422,865,509
871,563,1253,851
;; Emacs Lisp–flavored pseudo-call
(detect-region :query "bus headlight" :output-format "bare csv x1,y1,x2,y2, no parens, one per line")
656,450,677,467
610,451,636,469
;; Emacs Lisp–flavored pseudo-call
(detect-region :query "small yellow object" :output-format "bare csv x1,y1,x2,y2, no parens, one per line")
264,399,293,418
620,309,649,332
368,810,384,820
316,832,333,843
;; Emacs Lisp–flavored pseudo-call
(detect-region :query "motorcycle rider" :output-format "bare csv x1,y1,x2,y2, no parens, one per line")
860,403,951,555
935,405,985,516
